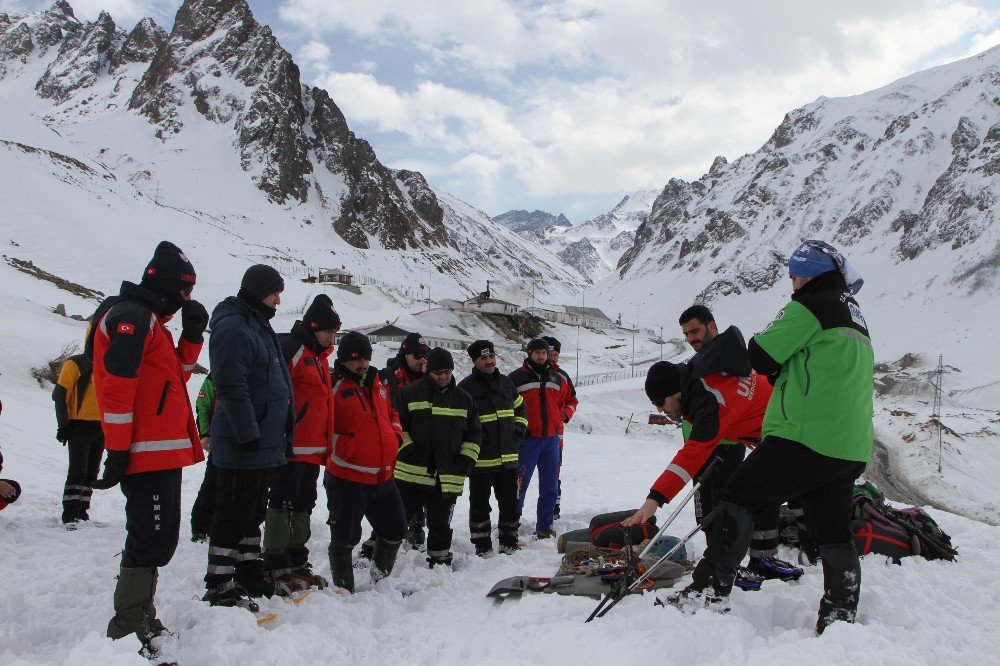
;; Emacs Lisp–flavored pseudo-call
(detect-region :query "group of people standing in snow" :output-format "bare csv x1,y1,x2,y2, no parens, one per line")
62,240,578,655
30,235,872,653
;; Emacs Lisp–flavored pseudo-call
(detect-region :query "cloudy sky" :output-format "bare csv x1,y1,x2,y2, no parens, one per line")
14,0,1000,221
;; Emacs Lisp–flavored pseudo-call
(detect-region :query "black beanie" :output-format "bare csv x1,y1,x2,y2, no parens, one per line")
337,332,372,361
427,347,454,373
645,361,682,402
240,265,285,301
542,336,561,352
526,338,548,353
303,294,341,331
142,241,196,285
400,332,429,357
467,339,495,359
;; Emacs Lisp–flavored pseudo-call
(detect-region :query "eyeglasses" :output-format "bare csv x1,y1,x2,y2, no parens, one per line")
413,353,428,360
429,369,453,377
180,287,194,297
651,398,666,408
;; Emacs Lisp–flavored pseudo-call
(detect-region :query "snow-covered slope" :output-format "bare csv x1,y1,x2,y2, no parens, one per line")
0,0,585,302
2,377,999,665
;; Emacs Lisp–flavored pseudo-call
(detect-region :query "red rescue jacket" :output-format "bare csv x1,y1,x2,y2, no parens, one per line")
649,327,772,503
327,362,403,485
550,363,579,437
508,360,568,439
87,282,204,475
281,323,334,465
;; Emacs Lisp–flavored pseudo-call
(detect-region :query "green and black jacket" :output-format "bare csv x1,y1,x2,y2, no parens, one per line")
748,270,874,463
394,375,483,495
457,367,526,473
194,374,215,438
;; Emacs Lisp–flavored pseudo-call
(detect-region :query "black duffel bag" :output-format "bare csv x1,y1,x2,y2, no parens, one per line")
589,510,657,549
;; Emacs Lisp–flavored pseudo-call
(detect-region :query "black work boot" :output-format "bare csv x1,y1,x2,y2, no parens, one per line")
370,538,403,583
107,566,162,642
473,539,494,557
359,533,377,560
202,579,260,612
406,515,426,552
426,551,453,569
815,542,862,634
329,545,355,593
234,559,275,599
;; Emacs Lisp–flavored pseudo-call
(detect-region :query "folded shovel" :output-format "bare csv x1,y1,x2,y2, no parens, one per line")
487,575,575,601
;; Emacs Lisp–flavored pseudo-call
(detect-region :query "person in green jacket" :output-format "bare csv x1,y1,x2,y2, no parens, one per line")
189,374,216,541
668,240,873,635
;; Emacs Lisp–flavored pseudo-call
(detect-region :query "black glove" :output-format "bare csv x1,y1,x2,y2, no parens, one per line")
92,450,129,489
180,300,209,343
239,438,261,453
458,455,476,476
56,426,70,444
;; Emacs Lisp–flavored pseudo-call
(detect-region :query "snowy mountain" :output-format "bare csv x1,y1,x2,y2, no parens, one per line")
0,0,584,298
497,190,659,280
493,208,572,237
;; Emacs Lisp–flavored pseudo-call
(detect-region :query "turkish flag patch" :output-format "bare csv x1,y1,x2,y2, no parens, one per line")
117,322,135,335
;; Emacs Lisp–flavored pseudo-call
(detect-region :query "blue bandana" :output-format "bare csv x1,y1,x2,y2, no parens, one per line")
788,240,864,294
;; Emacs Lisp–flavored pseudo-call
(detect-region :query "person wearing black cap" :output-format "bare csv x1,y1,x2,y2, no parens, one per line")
458,340,526,555
202,264,294,611
394,347,482,567
325,332,407,592
508,339,570,539
85,241,207,657
360,332,431,555
622,327,801,587
541,336,578,520
261,295,342,593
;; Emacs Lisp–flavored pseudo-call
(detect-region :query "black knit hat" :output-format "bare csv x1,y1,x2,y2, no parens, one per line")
400,332,429,358
427,347,454,373
542,336,561,352
467,339,495,359
645,361,682,402
526,338,548,353
142,241,196,285
337,331,372,361
303,294,341,331
241,264,285,301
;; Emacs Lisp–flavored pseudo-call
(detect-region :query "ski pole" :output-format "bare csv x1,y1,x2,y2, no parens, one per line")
589,520,704,621
637,456,720,560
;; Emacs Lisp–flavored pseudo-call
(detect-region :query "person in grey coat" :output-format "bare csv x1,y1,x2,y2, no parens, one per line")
203,265,294,611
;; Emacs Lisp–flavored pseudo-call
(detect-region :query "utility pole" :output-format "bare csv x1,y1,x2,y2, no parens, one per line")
659,325,663,361
932,355,944,474
575,290,583,383
631,306,637,378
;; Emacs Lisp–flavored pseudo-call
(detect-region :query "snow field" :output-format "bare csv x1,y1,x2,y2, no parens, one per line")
2,378,1000,665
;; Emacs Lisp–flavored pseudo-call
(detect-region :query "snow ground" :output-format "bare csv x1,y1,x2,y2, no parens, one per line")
1,377,998,666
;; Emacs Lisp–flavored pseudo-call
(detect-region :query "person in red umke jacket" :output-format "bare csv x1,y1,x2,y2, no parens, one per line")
86,241,207,657
262,295,341,593
325,332,407,593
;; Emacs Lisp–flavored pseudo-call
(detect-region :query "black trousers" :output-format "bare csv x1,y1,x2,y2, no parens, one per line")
63,422,104,520
120,468,182,568
398,480,457,559
190,455,217,535
469,468,520,548
721,437,866,548
205,467,269,586
325,473,406,547
693,444,745,523
268,461,320,511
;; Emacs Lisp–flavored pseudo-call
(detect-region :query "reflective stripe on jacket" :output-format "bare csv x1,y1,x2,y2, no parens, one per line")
508,361,566,438
457,368,524,472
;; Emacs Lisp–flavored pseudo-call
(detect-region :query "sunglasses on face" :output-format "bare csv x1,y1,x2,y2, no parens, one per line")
412,353,428,360
430,369,452,377
651,398,666,408
180,287,194,297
